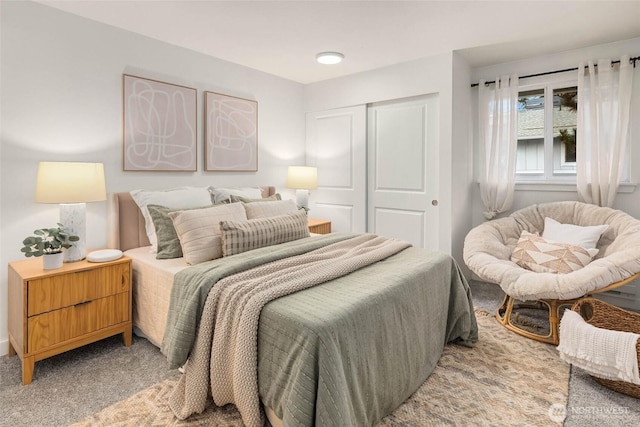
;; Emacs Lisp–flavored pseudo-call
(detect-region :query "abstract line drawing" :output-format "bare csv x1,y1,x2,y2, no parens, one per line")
123,74,197,171
205,91,258,171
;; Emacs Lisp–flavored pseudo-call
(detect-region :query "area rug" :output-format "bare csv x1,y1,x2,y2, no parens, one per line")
70,310,569,426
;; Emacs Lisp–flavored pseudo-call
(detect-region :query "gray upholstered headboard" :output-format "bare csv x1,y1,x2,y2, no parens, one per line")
111,186,276,252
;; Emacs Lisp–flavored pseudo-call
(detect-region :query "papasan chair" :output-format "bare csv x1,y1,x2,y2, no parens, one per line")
464,201,640,344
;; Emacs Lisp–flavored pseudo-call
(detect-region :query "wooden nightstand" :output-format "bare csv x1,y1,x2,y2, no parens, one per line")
308,218,331,234
7,255,132,385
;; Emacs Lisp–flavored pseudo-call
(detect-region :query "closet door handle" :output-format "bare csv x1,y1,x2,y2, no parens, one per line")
432,200,438,206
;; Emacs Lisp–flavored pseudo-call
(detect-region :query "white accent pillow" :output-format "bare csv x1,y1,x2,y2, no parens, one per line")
542,217,609,250
208,186,263,204
244,199,299,219
130,187,212,252
169,203,247,265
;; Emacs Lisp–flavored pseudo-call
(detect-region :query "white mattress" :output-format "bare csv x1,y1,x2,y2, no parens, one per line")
125,246,188,347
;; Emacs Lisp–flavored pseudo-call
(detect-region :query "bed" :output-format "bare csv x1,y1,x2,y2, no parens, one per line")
111,187,478,427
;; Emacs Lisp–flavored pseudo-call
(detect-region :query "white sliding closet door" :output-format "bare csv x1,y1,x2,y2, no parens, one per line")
367,95,439,250
306,105,367,232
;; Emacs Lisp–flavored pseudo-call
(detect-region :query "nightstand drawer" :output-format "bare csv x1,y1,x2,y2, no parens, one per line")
27,263,130,316
27,292,130,352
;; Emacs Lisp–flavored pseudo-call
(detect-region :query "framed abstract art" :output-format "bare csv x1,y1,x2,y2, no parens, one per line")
204,91,258,171
123,74,197,171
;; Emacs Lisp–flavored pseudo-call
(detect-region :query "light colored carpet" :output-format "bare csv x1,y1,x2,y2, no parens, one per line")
71,311,570,426
469,281,640,427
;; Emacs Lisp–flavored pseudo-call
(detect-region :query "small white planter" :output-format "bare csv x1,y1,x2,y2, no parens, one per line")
43,252,64,270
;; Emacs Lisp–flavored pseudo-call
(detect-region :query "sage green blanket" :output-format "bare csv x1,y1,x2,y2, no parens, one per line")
162,233,356,368
163,234,478,426
257,245,478,426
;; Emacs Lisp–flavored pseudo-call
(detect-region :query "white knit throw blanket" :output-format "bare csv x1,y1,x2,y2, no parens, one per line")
169,234,411,426
557,309,640,384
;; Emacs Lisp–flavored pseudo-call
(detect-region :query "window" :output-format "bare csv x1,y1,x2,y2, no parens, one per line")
516,84,578,181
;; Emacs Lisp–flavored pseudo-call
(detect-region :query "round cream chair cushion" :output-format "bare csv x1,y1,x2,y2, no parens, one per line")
463,201,640,301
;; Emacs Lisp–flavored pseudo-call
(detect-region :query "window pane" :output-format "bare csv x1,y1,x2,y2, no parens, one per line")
553,87,577,174
517,89,544,174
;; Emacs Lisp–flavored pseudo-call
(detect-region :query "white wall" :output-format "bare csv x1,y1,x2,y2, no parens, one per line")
304,53,470,260
0,1,305,355
470,37,640,224
451,52,473,277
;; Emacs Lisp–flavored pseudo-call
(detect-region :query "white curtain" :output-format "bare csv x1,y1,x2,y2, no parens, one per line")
576,55,634,207
478,74,519,219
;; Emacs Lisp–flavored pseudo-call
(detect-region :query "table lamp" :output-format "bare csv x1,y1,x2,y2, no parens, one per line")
286,166,318,211
34,162,107,262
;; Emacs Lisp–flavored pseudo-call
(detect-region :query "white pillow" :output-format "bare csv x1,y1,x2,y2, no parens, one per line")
244,199,299,219
169,203,247,265
208,186,263,204
542,217,609,250
130,187,212,252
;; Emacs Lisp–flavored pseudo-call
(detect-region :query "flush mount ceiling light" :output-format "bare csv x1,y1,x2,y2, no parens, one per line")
316,52,344,65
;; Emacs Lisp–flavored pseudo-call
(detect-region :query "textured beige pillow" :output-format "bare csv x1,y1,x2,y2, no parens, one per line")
169,203,247,265
511,231,599,274
243,199,299,219
130,186,212,252
220,211,310,256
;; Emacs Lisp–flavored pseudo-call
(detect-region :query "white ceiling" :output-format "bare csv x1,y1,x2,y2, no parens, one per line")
35,0,640,84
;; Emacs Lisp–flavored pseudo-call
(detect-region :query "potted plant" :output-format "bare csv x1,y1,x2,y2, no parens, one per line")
21,223,79,269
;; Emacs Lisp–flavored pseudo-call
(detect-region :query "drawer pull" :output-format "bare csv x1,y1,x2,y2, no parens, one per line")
74,300,91,307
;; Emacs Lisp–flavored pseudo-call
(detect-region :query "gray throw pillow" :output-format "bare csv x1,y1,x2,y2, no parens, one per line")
229,193,281,203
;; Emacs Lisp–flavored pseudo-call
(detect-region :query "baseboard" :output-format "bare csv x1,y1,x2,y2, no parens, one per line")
0,338,8,357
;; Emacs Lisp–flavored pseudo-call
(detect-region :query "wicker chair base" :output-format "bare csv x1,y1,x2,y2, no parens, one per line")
496,295,576,345
572,298,640,400
496,273,640,346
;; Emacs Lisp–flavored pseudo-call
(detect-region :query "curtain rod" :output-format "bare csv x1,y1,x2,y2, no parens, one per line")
470,55,639,88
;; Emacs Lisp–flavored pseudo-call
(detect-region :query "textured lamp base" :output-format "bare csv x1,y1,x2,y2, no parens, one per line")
60,203,86,262
295,189,310,211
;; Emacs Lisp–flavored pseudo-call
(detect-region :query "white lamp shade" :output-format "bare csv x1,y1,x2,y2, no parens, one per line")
286,166,318,190
34,162,106,203
34,162,106,262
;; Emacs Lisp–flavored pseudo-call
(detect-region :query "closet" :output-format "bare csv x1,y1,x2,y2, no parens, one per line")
306,94,440,250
